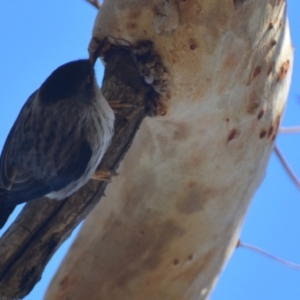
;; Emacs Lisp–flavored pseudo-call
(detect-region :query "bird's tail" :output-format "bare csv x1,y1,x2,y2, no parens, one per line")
0,188,15,230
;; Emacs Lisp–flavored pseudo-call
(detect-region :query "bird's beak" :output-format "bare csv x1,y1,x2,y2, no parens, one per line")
88,37,111,67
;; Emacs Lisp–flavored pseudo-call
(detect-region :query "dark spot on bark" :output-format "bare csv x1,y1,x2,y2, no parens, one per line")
173,259,179,265
257,109,264,120
268,125,274,138
188,254,193,260
260,129,267,139
189,39,198,50
251,66,262,80
228,129,240,142
268,22,274,30
277,60,290,82
271,40,277,47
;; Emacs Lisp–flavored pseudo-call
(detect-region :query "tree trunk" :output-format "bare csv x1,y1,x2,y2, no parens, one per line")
45,0,293,299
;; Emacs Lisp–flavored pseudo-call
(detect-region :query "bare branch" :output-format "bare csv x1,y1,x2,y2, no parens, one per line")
279,126,300,133
274,145,300,189
0,43,158,299
86,0,101,10
238,240,300,271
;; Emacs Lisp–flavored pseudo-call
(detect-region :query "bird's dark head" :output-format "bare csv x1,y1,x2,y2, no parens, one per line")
38,59,95,105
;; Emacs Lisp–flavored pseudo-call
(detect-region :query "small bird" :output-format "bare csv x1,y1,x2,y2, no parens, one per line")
0,59,115,229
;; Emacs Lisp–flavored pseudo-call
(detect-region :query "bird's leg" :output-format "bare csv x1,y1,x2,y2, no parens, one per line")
91,170,118,182
109,100,137,113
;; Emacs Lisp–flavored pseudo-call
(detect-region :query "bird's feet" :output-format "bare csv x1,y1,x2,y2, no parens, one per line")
91,170,118,182
109,100,136,113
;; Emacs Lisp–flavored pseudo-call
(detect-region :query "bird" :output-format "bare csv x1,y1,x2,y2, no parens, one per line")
0,59,115,229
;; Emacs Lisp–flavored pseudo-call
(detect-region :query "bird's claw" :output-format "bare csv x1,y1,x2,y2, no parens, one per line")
91,170,118,182
109,100,137,112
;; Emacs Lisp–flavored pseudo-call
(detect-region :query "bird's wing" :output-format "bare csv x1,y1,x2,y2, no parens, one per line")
0,130,17,190
0,92,51,205
0,92,37,191
0,93,93,207
46,140,93,192
0,93,40,227
1,140,92,207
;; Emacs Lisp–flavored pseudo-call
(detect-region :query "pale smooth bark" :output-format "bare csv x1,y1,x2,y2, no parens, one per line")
45,0,293,299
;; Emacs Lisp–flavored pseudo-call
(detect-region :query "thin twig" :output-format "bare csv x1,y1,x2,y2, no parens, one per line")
274,145,300,189
279,126,300,133
86,0,101,10
238,240,300,271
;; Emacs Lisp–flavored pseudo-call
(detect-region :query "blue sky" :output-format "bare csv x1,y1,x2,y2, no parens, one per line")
0,1,299,299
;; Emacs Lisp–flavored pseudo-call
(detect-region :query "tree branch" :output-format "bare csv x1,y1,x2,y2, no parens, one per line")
274,145,300,189
238,240,300,271
279,126,300,133
0,43,158,299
